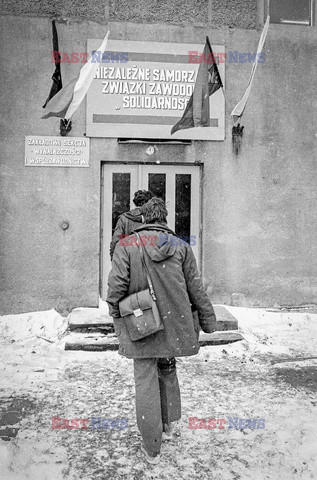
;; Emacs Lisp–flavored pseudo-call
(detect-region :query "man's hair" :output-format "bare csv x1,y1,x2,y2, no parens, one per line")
142,197,168,224
133,190,153,207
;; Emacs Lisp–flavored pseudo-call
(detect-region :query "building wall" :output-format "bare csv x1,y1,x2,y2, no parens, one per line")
0,0,258,28
0,2,316,314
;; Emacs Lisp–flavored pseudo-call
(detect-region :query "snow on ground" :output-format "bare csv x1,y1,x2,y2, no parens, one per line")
0,307,316,479
223,306,317,359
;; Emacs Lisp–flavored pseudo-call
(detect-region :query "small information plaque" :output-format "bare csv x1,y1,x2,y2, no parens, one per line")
25,136,90,167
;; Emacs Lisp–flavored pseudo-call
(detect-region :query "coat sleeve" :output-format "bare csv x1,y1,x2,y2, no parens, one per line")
182,246,236,333
106,245,130,318
109,216,126,260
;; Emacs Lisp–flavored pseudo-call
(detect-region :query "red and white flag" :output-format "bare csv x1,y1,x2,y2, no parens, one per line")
42,31,110,120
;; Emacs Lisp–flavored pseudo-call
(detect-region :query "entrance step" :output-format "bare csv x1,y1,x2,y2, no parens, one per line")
65,332,119,351
68,307,114,333
67,306,238,331
64,331,243,351
65,305,242,351
199,331,243,346
213,305,239,326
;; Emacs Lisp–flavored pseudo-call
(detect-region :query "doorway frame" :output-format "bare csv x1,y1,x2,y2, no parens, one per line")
99,161,204,298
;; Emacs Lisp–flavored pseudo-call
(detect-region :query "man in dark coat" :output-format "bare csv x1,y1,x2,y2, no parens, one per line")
109,190,153,260
106,197,231,464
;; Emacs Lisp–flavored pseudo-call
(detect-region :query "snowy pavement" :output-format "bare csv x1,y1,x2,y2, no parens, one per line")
0,307,316,479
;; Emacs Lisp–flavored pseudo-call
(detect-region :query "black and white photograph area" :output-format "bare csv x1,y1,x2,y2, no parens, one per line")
0,0,316,479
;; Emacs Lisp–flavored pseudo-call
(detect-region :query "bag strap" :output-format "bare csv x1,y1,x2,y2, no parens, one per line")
134,232,157,301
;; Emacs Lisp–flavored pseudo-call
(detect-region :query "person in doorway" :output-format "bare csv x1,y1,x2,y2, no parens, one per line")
109,190,153,260
106,197,235,464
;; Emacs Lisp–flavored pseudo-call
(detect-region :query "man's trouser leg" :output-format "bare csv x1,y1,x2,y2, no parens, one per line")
133,358,162,455
157,357,181,424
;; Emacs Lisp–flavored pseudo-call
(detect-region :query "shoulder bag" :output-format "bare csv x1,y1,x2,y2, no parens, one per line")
118,232,164,341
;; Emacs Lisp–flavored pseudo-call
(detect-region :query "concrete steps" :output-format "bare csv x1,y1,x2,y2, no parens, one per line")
64,330,243,351
68,307,114,331
65,305,243,351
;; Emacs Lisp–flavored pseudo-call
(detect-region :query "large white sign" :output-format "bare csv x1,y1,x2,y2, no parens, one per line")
86,40,225,140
